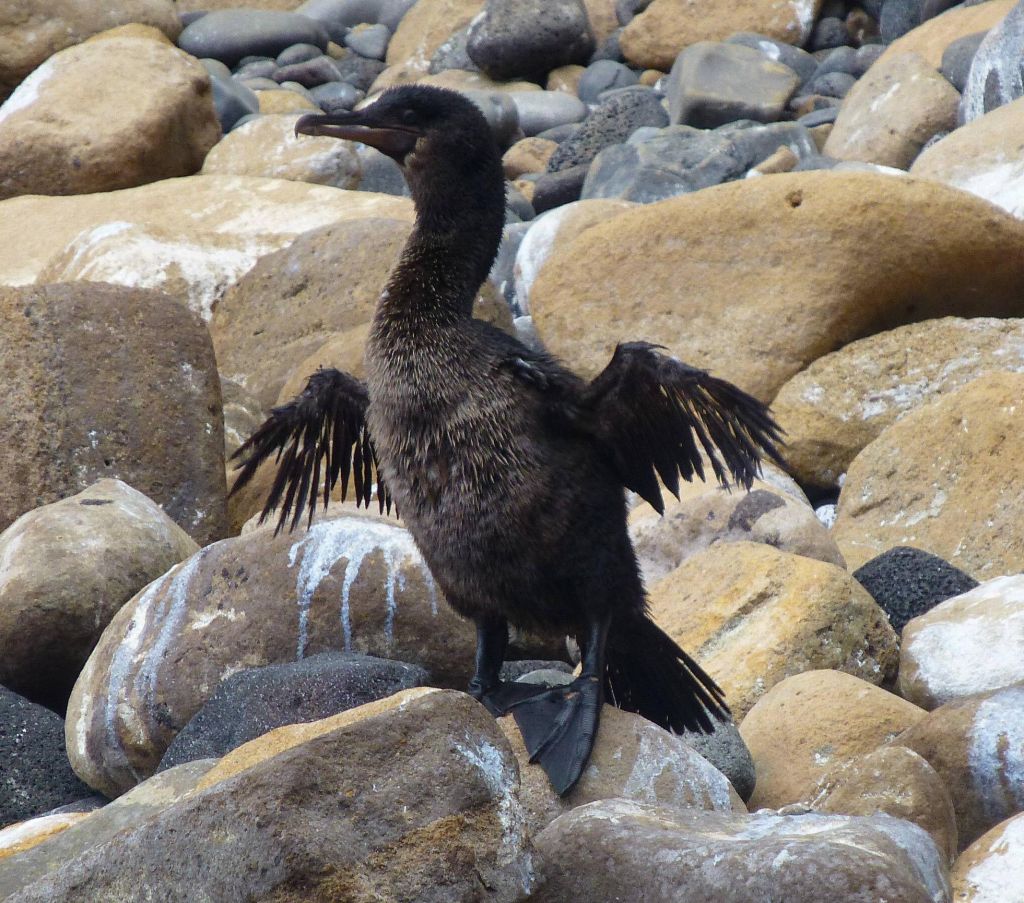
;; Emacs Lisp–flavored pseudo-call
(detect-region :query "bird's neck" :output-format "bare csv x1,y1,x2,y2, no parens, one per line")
376,160,506,329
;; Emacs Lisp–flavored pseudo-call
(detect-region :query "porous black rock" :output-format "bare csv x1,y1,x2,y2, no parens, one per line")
156,652,428,772
178,10,330,68
467,0,595,83
499,660,574,681
547,87,667,172
1,686,93,829
853,546,979,631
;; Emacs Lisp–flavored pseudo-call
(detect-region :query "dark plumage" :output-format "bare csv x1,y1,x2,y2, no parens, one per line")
232,85,785,794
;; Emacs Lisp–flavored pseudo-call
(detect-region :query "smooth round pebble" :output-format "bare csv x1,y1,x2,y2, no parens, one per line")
345,23,390,60
578,60,639,103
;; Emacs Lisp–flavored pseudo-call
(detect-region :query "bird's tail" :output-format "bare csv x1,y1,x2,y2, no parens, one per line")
604,613,729,733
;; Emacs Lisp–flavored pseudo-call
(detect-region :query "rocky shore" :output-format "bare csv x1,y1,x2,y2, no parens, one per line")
1,0,1023,899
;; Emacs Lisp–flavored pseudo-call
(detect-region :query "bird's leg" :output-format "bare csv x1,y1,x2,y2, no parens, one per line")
467,615,556,717
508,612,611,796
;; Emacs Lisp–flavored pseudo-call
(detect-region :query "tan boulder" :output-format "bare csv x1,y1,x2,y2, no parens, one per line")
0,283,227,546
3,176,411,320
254,87,319,113
529,172,1024,398
83,23,173,45
201,113,360,188
515,198,635,314
809,745,958,863
878,0,1016,69
620,0,821,71
951,811,1024,901
385,0,484,79
900,575,1024,710
0,37,219,200
581,0,619,44
649,543,899,719
499,705,738,836
895,683,1024,850
40,692,536,901
502,137,559,179
912,95,1024,218
740,670,926,810
773,317,1024,489
0,2,180,100
0,814,91,862
834,373,1024,577
0,480,198,710
628,484,845,587
824,51,960,169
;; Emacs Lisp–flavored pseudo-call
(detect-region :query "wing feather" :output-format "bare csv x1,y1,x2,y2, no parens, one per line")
584,342,785,513
229,368,393,533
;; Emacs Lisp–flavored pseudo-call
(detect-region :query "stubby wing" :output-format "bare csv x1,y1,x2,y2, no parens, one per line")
583,342,785,513
230,368,391,533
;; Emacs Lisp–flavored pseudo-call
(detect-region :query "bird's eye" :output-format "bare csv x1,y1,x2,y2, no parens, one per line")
400,108,419,126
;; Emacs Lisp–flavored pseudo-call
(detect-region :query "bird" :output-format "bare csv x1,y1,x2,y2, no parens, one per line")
231,85,785,796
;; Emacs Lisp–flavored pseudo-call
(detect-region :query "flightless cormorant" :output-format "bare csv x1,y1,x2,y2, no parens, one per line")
232,85,784,795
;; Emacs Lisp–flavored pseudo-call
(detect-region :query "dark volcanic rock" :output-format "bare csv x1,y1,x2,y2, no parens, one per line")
158,652,428,770
467,0,595,82
1,687,92,829
547,87,667,172
853,546,979,631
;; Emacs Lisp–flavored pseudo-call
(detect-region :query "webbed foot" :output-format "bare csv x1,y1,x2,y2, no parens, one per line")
509,674,602,796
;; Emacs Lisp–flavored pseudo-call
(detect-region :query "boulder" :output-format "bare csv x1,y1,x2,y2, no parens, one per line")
65,513,465,797
498,705,737,835
740,670,926,810
0,761,215,899
809,745,959,863
531,801,949,902
0,1,181,101
896,683,1024,850
899,575,1024,709
0,814,92,864
912,95,1024,218
528,172,1024,398
0,688,92,830
157,651,428,770
512,198,634,314
628,484,845,587
823,51,960,169
772,317,1024,490
200,113,361,188
466,0,595,82
0,480,198,711
666,42,800,128
834,373,1024,577
854,546,979,632
18,691,535,902
649,543,899,719
0,176,412,320
620,0,821,71
0,36,219,200
0,283,227,545
951,811,1024,902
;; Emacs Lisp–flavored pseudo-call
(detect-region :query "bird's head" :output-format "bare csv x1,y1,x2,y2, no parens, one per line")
295,84,498,175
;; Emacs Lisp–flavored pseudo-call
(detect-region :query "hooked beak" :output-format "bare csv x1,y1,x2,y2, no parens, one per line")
295,109,420,161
